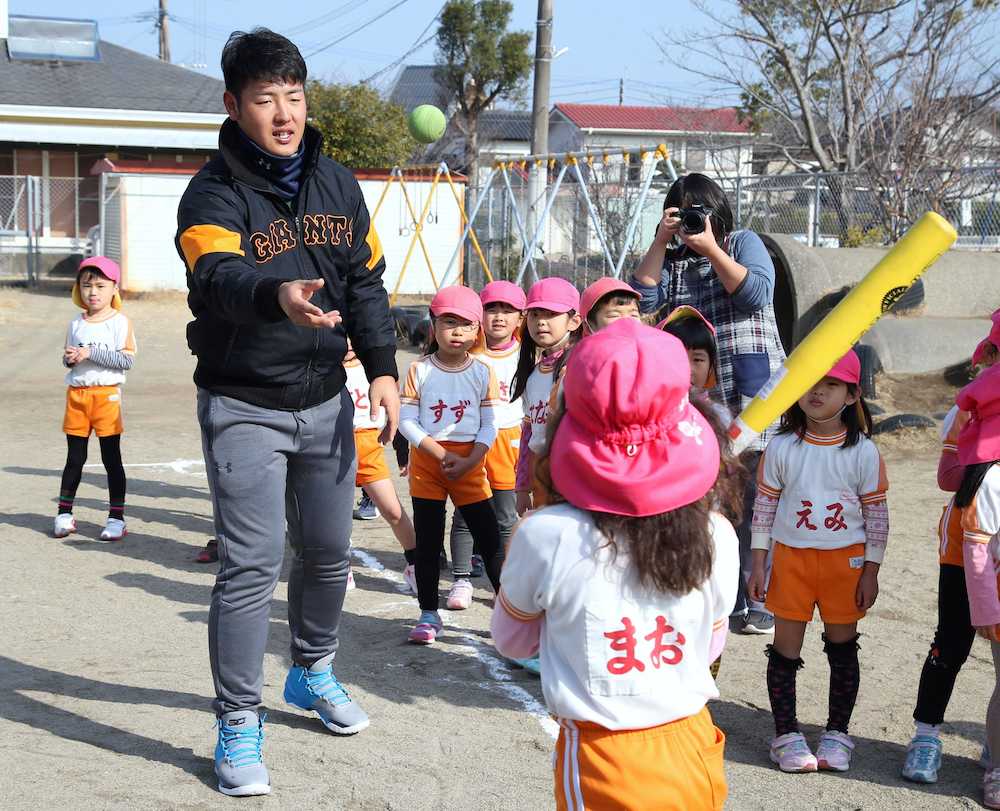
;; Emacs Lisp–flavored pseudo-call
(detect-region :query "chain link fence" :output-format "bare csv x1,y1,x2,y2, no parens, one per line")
467,163,1000,288
0,175,99,281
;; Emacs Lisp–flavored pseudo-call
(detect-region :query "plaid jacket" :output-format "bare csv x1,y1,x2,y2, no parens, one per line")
632,229,786,451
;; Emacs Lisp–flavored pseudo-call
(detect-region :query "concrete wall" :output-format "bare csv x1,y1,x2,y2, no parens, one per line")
105,172,465,296
762,234,999,373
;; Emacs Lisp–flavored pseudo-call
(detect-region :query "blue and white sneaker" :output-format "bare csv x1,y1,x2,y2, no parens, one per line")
510,656,541,675
470,554,485,578
214,710,270,797
283,653,370,735
902,734,943,783
353,492,379,521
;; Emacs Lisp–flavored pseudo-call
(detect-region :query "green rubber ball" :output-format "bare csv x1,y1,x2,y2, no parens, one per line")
408,104,447,144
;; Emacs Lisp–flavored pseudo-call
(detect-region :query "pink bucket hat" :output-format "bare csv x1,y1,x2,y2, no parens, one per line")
430,285,483,324
73,256,122,310
825,349,861,385
580,278,639,324
956,363,1000,465
549,318,720,517
480,280,526,310
526,277,580,314
972,310,1000,367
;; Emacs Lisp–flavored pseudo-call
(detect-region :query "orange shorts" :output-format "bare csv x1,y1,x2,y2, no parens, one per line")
354,427,390,485
485,425,520,491
766,542,867,624
409,441,492,507
555,706,726,811
63,385,123,437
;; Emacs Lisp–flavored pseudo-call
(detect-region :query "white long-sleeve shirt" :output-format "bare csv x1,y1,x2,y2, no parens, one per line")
64,311,137,387
399,354,500,447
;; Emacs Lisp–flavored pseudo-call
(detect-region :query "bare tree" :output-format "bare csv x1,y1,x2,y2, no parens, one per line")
668,0,1000,238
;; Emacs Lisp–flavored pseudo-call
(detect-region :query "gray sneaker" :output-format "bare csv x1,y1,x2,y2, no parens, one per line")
283,653,370,735
214,710,270,796
742,609,775,635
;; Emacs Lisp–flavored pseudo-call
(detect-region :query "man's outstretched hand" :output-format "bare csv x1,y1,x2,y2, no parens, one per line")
278,279,342,328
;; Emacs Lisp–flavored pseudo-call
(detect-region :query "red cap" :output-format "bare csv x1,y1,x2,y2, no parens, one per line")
580,278,639,324
826,350,861,385
480,280,526,310
430,285,483,324
526,277,580,314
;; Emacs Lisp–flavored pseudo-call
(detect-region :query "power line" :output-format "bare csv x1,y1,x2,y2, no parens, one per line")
361,2,444,84
286,1,371,37
305,0,412,59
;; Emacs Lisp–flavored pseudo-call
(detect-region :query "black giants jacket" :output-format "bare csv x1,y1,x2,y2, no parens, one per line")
175,118,397,410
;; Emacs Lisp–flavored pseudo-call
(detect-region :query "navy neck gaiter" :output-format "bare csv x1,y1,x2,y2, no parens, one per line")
236,127,304,201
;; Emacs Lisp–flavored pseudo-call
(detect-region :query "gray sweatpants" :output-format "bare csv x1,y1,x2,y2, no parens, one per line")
449,489,516,577
197,388,356,715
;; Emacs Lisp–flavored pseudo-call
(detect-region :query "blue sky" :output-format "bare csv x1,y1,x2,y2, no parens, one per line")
11,0,729,106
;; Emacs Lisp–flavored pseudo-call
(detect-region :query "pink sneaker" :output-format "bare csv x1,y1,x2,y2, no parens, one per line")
816,730,854,771
446,578,473,610
408,611,443,645
769,732,818,773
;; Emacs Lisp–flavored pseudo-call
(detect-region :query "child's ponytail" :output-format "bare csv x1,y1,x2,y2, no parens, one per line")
956,461,997,508
511,331,539,402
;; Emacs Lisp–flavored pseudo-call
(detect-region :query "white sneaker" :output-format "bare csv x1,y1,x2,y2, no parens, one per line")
345,569,356,591
446,578,474,610
403,563,418,596
53,513,76,538
816,730,855,771
100,517,127,541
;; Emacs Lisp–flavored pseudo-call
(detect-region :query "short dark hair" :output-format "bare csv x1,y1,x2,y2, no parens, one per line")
221,28,307,101
778,383,874,449
663,173,734,243
661,315,717,373
586,292,639,328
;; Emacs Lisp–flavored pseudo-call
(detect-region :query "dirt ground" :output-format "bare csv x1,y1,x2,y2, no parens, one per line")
0,286,994,810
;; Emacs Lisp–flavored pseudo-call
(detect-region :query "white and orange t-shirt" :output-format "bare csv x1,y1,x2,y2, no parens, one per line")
475,341,522,430
962,465,1000,627
522,356,559,454
64,311,137,387
751,430,888,562
399,354,500,447
498,503,739,729
344,359,385,431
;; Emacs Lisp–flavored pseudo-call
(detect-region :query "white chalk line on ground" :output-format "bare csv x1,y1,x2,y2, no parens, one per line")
349,545,557,739
84,458,206,475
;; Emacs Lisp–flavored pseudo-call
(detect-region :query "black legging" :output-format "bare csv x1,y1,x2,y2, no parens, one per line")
913,563,977,725
412,497,502,611
58,434,127,518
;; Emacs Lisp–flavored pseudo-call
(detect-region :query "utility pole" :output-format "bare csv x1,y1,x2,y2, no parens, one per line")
526,0,553,271
158,0,171,62
619,77,624,105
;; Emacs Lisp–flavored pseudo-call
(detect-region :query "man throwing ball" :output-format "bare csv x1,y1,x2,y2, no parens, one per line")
175,28,399,797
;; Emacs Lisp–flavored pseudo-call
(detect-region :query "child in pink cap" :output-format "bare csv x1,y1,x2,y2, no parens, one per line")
54,256,136,541
399,285,504,644
579,277,641,334
902,320,1000,785
492,317,738,810
956,363,1000,808
510,277,582,516
447,280,526,609
747,349,888,774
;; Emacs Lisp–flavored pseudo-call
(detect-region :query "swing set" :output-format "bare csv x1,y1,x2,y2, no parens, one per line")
367,143,675,300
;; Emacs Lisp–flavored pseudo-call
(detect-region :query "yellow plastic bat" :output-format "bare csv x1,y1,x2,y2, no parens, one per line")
729,211,958,455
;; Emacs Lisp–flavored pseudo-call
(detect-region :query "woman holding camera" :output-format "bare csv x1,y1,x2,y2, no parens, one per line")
632,172,786,637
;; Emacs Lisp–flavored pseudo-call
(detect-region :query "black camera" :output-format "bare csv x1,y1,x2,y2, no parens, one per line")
673,205,713,235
